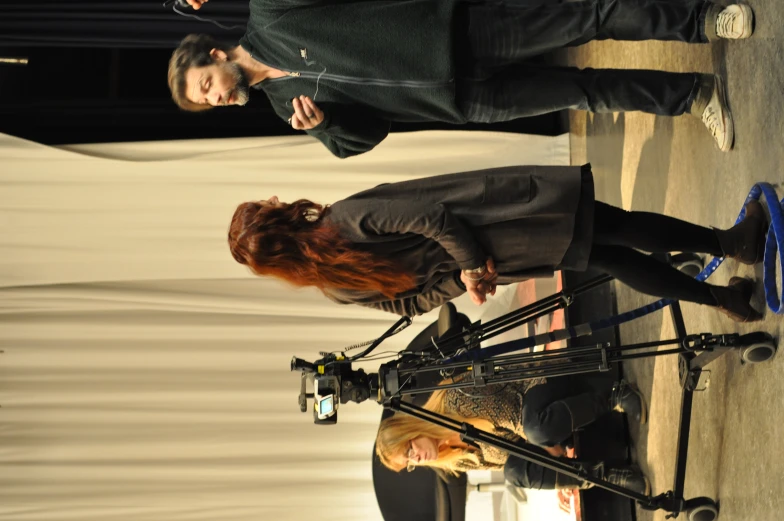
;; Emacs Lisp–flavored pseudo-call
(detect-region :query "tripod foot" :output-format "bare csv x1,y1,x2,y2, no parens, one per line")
684,497,719,521
670,253,705,278
738,333,777,364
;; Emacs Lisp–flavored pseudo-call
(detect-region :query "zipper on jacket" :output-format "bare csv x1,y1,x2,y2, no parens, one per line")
252,52,449,88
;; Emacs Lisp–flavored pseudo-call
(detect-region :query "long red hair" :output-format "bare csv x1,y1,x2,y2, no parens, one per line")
228,199,416,299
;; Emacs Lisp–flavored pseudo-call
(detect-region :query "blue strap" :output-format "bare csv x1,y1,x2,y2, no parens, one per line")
751,183,784,313
448,183,783,363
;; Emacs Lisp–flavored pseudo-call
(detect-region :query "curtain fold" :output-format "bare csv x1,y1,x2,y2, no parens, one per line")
0,131,570,521
0,1,247,48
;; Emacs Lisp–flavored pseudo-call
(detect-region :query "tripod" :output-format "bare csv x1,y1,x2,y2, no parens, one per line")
372,274,777,521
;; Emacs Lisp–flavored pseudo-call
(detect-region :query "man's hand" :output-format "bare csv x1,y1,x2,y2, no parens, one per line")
288,96,325,130
460,258,498,306
185,0,209,9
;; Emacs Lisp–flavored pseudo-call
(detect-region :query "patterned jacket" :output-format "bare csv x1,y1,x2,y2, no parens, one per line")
441,378,545,471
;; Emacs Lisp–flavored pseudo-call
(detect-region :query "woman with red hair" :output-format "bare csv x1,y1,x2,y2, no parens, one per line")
228,164,766,320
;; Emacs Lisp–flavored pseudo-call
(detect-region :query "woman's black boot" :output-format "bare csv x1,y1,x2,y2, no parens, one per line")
709,277,763,322
610,381,647,424
555,463,651,495
714,200,768,265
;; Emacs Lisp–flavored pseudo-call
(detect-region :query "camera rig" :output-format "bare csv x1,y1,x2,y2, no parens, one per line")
291,274,776,520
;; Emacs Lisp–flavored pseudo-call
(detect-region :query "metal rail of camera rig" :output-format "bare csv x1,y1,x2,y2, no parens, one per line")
294,274,777,520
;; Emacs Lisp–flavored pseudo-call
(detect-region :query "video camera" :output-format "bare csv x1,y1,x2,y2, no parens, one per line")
290,308,505,425
291,316,417,424
291,353,379,425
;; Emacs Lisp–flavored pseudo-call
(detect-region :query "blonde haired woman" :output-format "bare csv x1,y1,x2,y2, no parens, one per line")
376,378,650,493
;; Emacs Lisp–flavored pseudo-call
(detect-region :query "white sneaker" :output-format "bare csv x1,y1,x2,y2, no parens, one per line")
716,4,754,39
701,77,734,152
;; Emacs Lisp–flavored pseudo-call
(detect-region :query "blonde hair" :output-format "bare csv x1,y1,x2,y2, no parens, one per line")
375,388,496,476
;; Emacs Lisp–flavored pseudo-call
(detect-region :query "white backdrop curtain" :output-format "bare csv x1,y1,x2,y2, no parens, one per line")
0,131,569,521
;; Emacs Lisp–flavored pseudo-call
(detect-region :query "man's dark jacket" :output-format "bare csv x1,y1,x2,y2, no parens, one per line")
322,165,595,316
240,0,466,158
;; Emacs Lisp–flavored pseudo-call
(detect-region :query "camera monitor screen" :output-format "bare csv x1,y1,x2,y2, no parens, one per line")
319,395,334,416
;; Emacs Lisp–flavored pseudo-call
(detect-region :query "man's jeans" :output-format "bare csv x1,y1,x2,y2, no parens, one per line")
456,0,721,121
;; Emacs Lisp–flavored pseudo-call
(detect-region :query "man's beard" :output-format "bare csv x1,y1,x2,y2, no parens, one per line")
226,61,250,106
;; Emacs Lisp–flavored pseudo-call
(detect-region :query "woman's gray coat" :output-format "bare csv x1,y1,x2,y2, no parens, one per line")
323,164,595,316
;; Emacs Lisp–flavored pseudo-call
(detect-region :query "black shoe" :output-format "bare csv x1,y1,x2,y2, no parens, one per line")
603,466,651,496
610,381,647,424
709,277,764,322
714,200,768,265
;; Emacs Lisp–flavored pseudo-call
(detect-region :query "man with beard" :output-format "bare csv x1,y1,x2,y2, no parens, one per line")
168,0,755,158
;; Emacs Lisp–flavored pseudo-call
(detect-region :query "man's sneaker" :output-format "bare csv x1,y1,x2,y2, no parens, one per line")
701,76,734,152
716,4,754,39
610,381,647,424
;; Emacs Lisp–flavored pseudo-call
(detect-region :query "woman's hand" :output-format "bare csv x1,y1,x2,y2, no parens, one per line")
185,0,208,9
289,96,325,130
461,258,498,306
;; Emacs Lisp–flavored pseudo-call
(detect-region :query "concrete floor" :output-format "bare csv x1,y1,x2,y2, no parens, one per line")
567,3,784,520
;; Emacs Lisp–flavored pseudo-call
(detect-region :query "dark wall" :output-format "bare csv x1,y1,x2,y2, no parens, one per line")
0,46,292,144
0,45,565,145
